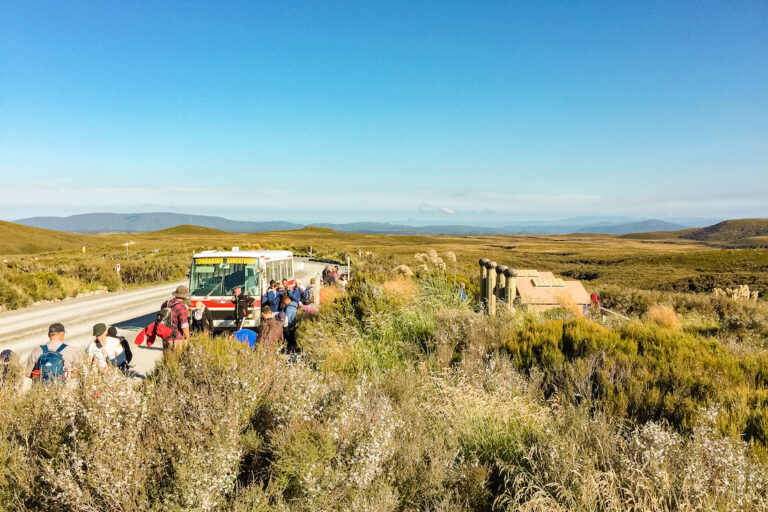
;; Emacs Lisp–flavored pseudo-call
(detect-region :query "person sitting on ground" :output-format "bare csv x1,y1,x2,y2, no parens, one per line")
86,323,127,373
24,323,80,383
190,301,214,334
256,305,284,347
108,326,132,372
231,286,255,330
231,328,258,349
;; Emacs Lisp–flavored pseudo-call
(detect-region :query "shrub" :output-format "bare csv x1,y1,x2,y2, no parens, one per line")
645,304,681,329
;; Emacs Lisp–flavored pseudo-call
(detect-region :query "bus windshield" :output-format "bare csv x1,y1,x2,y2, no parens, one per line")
190,258,259,297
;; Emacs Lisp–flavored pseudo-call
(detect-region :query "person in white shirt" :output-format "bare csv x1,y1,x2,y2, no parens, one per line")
86,323,126,372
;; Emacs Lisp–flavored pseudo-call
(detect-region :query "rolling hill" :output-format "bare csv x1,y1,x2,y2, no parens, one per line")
622,218,768,247
681,219,768,243
15,213,303,234
14,212,699,236
0,220,93,254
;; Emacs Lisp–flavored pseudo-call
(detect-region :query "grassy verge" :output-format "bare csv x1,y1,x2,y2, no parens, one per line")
1,253,767,511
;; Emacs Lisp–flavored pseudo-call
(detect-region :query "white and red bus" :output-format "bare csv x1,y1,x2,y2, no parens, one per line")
188,248,294,330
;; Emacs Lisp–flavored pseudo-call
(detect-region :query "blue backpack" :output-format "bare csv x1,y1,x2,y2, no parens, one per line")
36,344,66,384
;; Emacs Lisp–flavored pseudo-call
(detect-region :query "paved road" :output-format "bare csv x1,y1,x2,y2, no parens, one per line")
0,258,340,377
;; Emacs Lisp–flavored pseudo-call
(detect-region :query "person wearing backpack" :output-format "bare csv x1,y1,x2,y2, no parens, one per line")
160,285,191,356
301,278,316,305
86,323,126,372
23,323,80,384
280,294,299,353
108,325,132,374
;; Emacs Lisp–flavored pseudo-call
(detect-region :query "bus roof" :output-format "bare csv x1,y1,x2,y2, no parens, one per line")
193,250,293,260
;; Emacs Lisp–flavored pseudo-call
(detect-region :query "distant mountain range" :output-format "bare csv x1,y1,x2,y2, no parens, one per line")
13,212,692,235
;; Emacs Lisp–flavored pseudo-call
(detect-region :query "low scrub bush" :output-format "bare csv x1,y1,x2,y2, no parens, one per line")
2,255,768,511
645,304,681,329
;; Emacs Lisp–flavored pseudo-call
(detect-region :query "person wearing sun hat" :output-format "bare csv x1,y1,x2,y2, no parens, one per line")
160,285,191,355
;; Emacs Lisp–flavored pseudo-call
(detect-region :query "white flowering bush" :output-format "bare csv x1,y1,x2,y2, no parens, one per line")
2,257,768,511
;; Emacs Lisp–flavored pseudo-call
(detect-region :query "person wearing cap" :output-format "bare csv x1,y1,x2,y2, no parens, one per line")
161,285,191,354
86,323,126,372
23,323,80,380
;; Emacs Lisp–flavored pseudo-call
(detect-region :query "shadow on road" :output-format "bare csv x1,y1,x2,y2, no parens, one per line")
114,312,156,331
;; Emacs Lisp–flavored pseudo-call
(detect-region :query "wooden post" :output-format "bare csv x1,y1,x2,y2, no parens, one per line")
479,258,488,307
486,260,497,316
504,268,517,305
496,265,508,305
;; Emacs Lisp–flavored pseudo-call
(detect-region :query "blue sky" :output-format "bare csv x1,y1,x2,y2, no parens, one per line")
1,1,766,224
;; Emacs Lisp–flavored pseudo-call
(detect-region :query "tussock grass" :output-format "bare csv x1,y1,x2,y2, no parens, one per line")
2,245,768,510
646,304,681,329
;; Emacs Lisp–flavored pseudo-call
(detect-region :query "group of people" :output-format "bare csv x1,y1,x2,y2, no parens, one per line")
137,277,319,359
10,268,350,385
322,266,348,288
4,321,136,385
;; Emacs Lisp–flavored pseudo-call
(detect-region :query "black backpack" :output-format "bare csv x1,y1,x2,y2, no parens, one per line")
156,301,182,340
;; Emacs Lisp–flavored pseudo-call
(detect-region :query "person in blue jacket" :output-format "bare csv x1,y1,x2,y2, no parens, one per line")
289,280,303,304
280,294,299,353
264,281,280,312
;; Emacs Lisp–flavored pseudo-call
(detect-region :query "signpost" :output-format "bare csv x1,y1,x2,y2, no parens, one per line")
116,263,121,273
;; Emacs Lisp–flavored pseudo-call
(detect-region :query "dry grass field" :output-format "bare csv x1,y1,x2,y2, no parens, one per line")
2,221,766,311
2,221,768,510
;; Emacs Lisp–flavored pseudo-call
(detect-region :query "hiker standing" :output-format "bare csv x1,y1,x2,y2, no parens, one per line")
86,323,127,373
267,281,281,312
290,280,304,304
231,286,255,330
256,305,284,348
303,278,317,305
190,301,214,334
23,323,80,383
322,266,330,285
161,285,191,355
1,350,13,379
280,294,299,352
458,282,467,301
